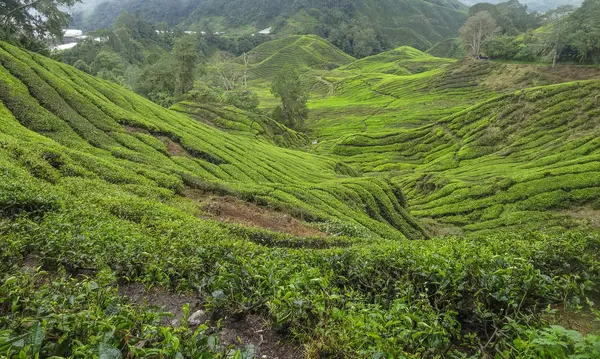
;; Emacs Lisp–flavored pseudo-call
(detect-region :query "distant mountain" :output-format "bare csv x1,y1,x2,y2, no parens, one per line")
71,0,468,51
458,0,583,12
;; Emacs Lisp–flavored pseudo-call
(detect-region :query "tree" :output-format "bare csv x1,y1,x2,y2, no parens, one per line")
172,35,199,96
212,52,242,91
546,5,574,67
459,11,499,57
225,89,259,111
565,0,600,64
0,0,80,52
353,28,381,58
482,35,520,60
270,65,309,129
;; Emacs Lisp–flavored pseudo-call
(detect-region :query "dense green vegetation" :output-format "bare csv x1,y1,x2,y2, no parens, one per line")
71,0,468,52
469,0,600,65
56,12,273,107
3,0,600,356
0,0,79,53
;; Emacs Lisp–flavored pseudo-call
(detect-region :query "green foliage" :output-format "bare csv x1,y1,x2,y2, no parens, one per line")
473,0,600,65
173,36,200,96
565,0,600,64
73,0,467,52
469,0,541,35
482,35,521,59
2,6,600,356
506,325,600,358
0,270,230,358
224,89,259,111
271,65,309,129
0,0,80,53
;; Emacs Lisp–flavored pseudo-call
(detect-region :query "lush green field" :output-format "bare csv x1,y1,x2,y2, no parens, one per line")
2,37,600,358
246,35,355,80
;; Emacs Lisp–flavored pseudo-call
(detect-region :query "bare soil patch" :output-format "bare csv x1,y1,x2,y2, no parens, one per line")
119,283,203,326
157,136,189,157
539,65,600,83
546,305,600,336
219,314,302,359
564,207,600,229
183,189,326,237
124,125,150,134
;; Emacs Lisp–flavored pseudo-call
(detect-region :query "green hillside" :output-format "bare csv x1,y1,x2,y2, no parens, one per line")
2,27,600,358
170,101,309,147
246,35,355,79
0,41,425,242
339,46,453,75
303,52,600,235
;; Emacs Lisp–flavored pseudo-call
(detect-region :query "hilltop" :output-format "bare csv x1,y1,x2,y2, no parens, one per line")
245,35,355,79
339,46,454,75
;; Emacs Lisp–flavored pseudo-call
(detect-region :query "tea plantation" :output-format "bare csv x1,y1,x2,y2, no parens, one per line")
1,39,600,358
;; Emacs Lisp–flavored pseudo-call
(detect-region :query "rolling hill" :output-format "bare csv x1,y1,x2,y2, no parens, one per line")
246,35,355,79
2,33,600,358
339,45,454,75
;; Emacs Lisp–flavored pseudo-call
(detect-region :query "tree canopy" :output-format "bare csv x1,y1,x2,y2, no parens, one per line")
0,0,80,53
459,11,498,56
271,65,309,129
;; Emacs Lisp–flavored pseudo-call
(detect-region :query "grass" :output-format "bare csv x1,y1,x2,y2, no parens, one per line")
2,37,600,358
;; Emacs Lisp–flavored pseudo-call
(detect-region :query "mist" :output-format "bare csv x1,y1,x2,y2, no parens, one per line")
71,0,110,15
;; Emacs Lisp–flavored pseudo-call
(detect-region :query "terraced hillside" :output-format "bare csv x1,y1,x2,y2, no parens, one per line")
339,46,453,75
301,47,600,235
246,35,355,80
2,39,600,358
0,41,426,242
170,101,309,148
338,81,600,234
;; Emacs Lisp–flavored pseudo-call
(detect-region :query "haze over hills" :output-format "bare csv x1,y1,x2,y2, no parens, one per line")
70,0,467,50
458,0,583,11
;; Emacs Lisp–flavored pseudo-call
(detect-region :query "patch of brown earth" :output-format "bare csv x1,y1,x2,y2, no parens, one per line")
157,136,189,157
119,283,203,326
119,283,301,358
539,65,600,83
21,254,40,273
205,197,325,237
124,125,150,134
183,188,326,237
564,207,600,229
546,305,600,336
420,217,464,237
219,314,302,359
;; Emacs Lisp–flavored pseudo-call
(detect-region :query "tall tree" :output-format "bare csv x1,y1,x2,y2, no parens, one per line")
172,35,199,96
546,5,575,67
459,11,498,57
0,0,80,52
270,65,309,129
566,0,600,64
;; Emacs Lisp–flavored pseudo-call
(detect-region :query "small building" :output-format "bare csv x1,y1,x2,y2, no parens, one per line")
258,27,272,35
63,29,84,44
